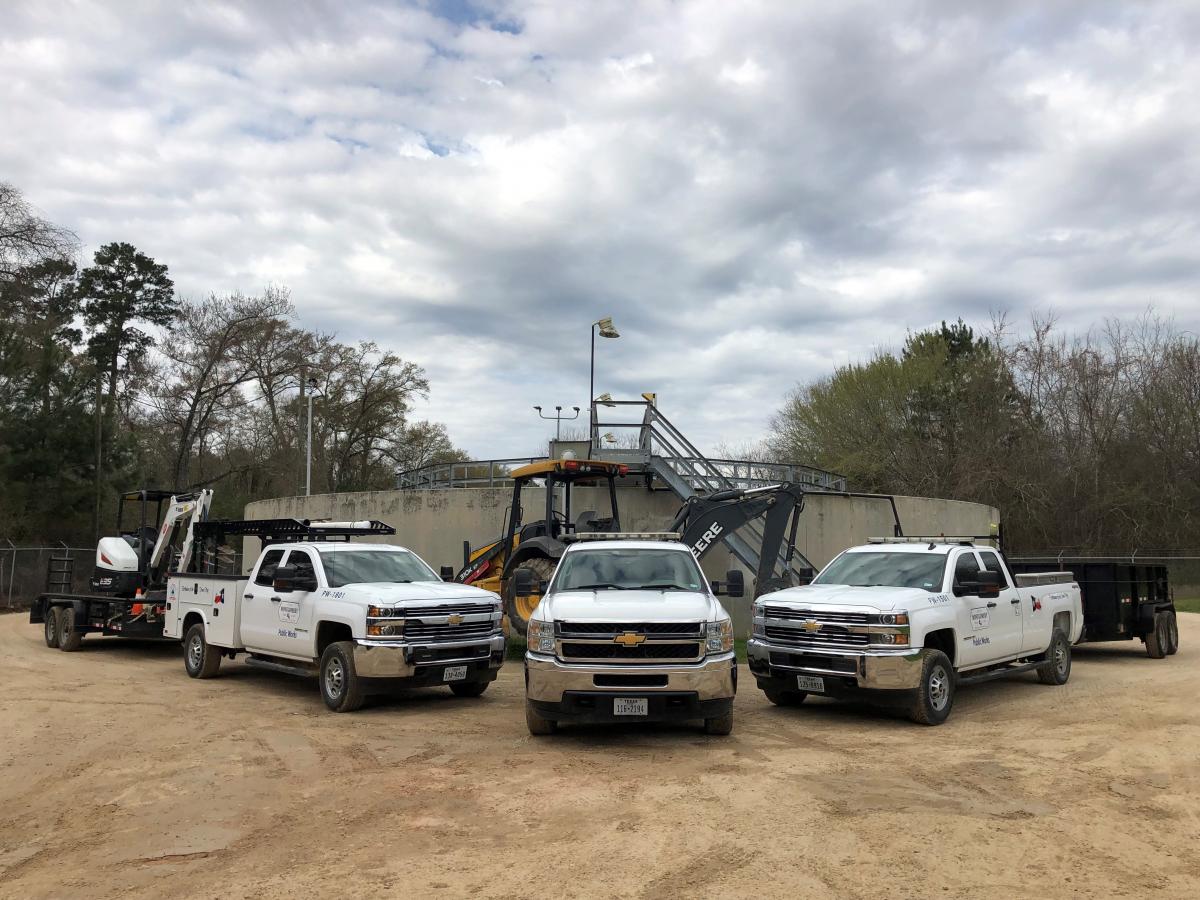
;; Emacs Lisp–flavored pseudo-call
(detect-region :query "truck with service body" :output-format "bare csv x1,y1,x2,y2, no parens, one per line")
164,519,506,712
748,538,1083,724
521,533,742,735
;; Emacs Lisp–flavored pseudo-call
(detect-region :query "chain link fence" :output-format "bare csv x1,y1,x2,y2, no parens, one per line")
0,544,93,609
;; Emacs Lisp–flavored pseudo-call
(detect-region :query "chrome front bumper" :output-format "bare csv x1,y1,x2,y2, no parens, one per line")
353,633,506,678
525,651,736,703
747,638,923,690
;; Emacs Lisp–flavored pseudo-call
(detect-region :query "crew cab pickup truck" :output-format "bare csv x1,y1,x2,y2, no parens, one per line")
164,540,505,711
748,539,1083,725
521,533,742,736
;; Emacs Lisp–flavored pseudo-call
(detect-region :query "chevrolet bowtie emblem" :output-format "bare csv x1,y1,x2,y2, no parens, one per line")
801,619,823,633
447,614,464,625
613,632,646,646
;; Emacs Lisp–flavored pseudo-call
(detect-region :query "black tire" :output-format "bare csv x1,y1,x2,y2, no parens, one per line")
43,606,60,649
183,623,222,678
1166,611,1179,656
1145,612,1167,659
450,680,489,698
503,557,556,638
1036,628,1072,685
703,708,735,735
909,649,955,726
57,607,83,652
320,641,365,712
525,700,557,735
764,688,807,707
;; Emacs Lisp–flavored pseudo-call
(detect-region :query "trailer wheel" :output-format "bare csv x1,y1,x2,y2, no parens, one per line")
1145,612,1168,659
764,688,807,707
320,641,365,712
525,700,557,735
908,649,954,726
57,607,83,652
449,680,489,698
1166,612,1179,656
43,606,60,649
183,623,222,678
1036,628,1072,685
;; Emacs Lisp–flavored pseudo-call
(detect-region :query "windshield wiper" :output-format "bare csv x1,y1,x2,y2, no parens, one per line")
571,582,629,591
642,582,696,591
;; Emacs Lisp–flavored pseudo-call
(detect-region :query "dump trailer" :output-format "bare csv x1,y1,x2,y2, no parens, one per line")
1007,555,1179,658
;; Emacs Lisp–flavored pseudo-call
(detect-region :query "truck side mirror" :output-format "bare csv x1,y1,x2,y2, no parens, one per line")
272,564,297,594
513,568,536,595
713,569,744,598
977,570,1002,599
440,566,455,582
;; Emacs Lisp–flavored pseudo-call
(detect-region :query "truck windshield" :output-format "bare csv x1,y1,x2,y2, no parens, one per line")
553,548,705,592
812,551,946,593
319,549,439,588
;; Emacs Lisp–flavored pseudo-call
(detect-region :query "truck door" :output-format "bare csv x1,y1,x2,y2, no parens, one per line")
981,549,1045,656
976,549,1024,659
951,550,1020,666
272,548,319,657
239,548,285,653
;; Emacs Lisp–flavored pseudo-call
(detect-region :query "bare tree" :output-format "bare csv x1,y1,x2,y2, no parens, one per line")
0,183,77,279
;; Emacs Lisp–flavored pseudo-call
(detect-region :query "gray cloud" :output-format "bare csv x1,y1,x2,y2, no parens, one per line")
2,0,1198,458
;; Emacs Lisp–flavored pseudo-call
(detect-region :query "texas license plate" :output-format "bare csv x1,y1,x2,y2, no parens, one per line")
443,665,468,682
613,697,648,716
796,675,825,693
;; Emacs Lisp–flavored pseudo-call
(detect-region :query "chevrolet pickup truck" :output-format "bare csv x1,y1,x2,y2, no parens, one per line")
164,539,505,711
748,539,1083,725
520,534,742,735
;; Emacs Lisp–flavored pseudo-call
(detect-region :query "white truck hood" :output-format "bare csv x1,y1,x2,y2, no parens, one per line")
762,583,937,613
540,589,727,623
332,580,499,607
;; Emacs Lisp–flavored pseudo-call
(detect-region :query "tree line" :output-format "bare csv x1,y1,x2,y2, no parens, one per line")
0,182,464,543
769,316,1200,553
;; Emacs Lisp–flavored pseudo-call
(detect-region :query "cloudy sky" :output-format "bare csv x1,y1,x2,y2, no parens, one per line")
4,0,1199,459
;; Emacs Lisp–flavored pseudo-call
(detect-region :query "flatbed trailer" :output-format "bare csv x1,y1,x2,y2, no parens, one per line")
31,590,170,651
1007,556,1178,658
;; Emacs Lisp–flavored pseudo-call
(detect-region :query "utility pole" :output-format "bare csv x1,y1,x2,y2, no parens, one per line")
305,376,321,496
93,376,102,541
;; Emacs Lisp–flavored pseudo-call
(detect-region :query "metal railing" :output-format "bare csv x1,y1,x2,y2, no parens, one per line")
396,457,548,490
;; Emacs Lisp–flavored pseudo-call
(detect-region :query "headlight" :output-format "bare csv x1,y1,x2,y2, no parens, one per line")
707,619,734,653
871,632,909,646
875,613,909,626
527,619,555,654
366,619,404,637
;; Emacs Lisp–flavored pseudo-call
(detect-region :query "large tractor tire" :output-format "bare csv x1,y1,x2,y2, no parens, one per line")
504,557,556,639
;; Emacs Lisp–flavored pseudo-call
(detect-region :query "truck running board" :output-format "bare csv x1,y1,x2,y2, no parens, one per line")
956,659,1041,687
245,655,318,678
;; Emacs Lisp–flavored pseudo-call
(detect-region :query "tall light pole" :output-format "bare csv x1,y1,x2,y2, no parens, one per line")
589,316,620,445
534,405,581,442
305,376,324,497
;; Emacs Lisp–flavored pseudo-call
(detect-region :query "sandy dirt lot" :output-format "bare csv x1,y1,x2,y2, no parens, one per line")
1,611,1198,899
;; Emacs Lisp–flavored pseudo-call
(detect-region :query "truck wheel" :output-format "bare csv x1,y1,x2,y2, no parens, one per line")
504,557,555,638
320,641,365,712
1166,612,1180,656
525,700,557,735
1036,628,1072,685
703,708,735,735
57,607,83,652
43,606,60,649
450,680,489,698
909,649,954,726
764,688,807,707
1145,612,1168,659
183,623,222,678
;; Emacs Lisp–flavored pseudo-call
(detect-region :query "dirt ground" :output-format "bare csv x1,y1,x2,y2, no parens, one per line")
1,612,1198,900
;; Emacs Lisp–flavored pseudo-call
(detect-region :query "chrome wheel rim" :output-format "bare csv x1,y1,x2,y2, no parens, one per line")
1055,637,1068,675
187,634,203,670
928,665,950,711
325,656,344,698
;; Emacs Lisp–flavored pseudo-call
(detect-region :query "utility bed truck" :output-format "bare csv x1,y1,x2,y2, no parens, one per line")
164,519,505,712
748,538,1083,725
521,533,742,735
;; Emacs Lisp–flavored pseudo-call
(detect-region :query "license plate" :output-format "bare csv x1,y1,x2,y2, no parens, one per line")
613,697,648,716
443,665,468,682
796,675,825,693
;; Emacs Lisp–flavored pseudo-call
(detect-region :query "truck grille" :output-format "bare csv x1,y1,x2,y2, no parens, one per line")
557,621,703,638
764,625,868,647
404,603,493,617
560,641,703,662
763,606,870,626
404,620,495,641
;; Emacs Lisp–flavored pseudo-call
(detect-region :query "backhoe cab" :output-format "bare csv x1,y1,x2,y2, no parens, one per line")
93,488,213,596
456,459,627,635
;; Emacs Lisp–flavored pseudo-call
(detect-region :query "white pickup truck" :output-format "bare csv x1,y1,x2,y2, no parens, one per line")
164,538,505,711
521,533,741,736
747,539,1083,724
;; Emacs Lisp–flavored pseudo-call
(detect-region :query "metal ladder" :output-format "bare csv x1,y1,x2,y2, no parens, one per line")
46,546,75,594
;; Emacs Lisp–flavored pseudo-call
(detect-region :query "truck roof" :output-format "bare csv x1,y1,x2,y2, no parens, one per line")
262,541,413,554
848,541,995,556
563,539,691,554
